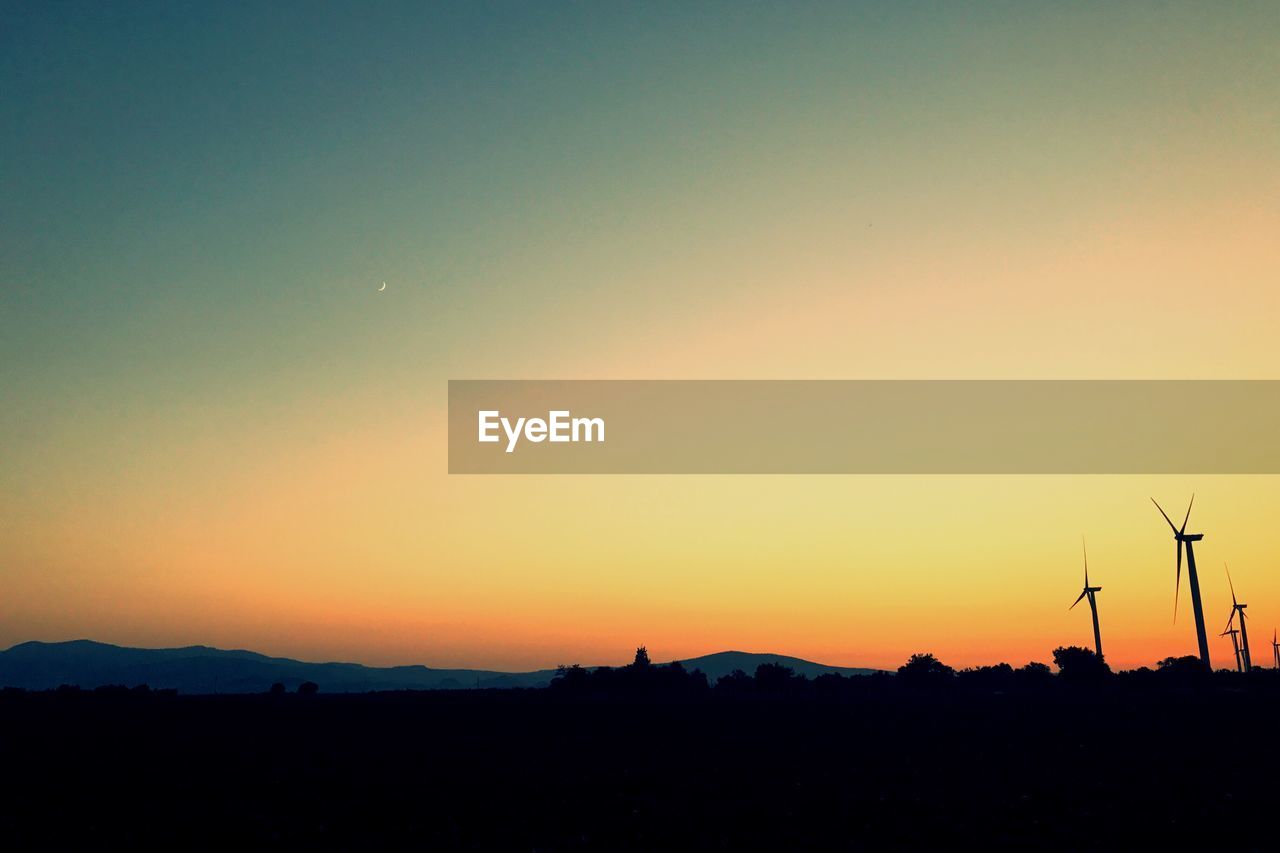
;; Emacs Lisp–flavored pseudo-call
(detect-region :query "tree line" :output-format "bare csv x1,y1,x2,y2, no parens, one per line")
549,645,1274,696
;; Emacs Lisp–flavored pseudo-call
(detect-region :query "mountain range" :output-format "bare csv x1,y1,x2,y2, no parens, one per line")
0,640,876,694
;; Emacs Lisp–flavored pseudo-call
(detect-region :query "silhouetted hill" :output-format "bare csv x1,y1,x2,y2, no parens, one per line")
0,640,557,693
675,650,877,681
0,641,876,693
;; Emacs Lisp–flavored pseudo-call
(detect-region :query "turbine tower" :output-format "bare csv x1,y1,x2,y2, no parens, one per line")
1272,629,1279,671
1152,495,1211,669
1221,626,1243,672
1225,563,1251,672
1069,537,1104,660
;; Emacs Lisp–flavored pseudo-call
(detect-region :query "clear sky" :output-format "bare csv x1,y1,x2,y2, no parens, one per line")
3,1,1280,671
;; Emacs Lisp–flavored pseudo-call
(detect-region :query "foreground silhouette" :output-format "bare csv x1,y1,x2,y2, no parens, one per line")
3,648,1276,847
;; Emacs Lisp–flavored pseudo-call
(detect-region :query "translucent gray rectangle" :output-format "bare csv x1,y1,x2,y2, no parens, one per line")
448,380,1280,474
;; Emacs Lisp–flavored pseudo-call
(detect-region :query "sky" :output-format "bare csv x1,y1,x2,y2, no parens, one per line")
3,1,1280,672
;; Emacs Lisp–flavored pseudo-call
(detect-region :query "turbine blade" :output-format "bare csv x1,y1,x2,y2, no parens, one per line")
1071,589,1088,610
1082,536,1089,587
1152,498,1178,533
1226,563,1237,606
1180,493,1195,534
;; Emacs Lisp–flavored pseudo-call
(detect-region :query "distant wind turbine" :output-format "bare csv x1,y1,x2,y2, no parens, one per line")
1272,629,1279,671
1224,563,1251,672
1221,626,1243,673
1069,537,1104,660
1152,495,1211,669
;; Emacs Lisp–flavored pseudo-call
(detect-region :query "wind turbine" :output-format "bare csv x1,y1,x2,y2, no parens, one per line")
1069,537,1104,660
1224,563,1251,672
1152,495,1211,669
1221,626,1243,672
1272,629,1279,670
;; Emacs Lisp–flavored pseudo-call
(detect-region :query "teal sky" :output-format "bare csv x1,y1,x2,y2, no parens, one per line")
7,2,1277,396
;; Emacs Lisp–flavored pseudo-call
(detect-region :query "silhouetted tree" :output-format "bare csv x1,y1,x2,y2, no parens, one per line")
715,669,754,695
1014,662,1053,687
897,653,955,686
812,672,847,695
269,682,286,696
1052,646,1111,682
957,662,1014,688
550,664,591,691
1156,655,1210,681
650,660,706,692
1157,655,1202,671
550,657,706,695
682,666,710,692
1117,666,1158,687
754,663,805,693
297,681,319,696
93,684,130,696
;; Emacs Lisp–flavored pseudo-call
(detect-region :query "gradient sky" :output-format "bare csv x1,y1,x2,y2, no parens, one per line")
3,2,1280,672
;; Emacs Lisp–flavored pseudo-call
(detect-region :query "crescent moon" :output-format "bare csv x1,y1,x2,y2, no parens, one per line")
378,281,386,292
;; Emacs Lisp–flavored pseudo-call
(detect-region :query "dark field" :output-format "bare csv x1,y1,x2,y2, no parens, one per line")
2,683,1277,849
